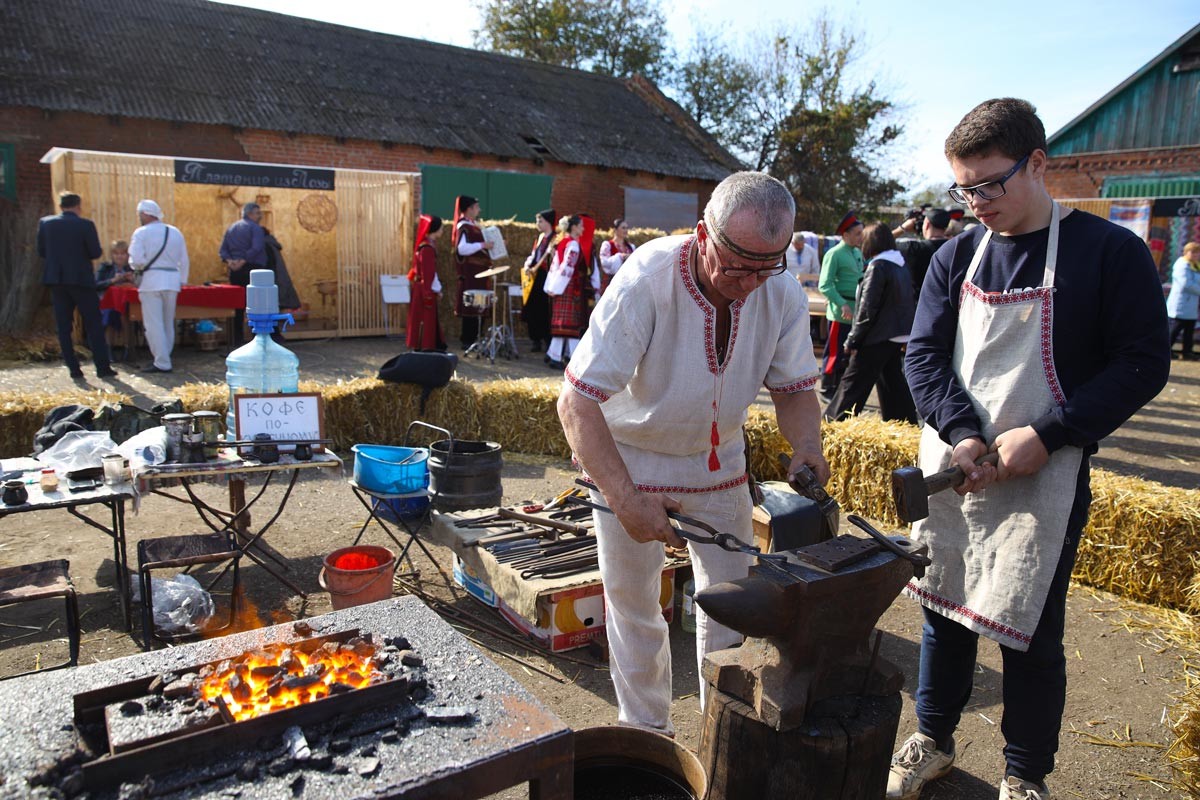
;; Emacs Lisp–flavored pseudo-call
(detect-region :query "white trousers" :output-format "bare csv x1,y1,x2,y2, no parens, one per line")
547,336,578,362
594,484,753,733
139,290,178,370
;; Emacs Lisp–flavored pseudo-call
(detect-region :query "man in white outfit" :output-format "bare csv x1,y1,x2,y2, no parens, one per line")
129,199,188,373
557,172,828,733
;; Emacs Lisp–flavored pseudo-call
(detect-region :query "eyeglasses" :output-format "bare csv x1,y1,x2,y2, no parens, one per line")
947,154,1030,204
700,228,788,279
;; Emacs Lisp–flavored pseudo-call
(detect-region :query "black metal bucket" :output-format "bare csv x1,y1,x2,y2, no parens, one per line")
428,439,503,512
573,726,706,800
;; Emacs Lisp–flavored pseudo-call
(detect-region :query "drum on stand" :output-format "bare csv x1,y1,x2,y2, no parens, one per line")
463,289,495,311
464,269,519,364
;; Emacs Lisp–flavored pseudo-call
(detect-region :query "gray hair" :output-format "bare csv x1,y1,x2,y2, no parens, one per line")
704,172,795,243
791,233,805,245
242,202,261,217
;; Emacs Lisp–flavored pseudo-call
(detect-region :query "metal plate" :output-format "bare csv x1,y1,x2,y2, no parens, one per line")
789,534,879,573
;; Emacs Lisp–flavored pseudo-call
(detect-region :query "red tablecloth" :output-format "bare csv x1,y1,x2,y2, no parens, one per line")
100,284,246,313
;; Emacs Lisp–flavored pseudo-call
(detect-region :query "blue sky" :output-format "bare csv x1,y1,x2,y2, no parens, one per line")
216,0,1198,196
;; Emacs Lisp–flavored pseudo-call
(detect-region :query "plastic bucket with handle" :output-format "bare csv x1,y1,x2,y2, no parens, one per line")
318,545,396,611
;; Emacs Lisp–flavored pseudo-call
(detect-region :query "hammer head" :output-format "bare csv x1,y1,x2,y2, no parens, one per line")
891,466,927,524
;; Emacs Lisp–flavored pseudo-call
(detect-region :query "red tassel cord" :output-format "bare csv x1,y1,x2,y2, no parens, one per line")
708,420,721,472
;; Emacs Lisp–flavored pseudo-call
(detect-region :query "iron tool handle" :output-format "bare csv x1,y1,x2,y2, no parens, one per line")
925,452,1000,496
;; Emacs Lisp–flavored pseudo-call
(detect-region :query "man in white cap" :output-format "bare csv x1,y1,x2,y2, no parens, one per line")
129,199,189,373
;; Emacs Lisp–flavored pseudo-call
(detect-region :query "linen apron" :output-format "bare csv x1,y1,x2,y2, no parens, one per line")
905,203,1083,652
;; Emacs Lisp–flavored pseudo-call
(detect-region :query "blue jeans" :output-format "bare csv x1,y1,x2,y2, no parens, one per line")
914,457,1091,785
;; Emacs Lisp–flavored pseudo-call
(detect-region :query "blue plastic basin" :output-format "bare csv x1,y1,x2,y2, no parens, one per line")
351,444,430,494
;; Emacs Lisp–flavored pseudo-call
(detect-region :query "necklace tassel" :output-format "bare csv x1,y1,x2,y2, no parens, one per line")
708,421,721,472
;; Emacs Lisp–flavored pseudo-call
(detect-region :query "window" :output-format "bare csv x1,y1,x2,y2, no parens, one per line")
0,144,15,201
624,187,699,232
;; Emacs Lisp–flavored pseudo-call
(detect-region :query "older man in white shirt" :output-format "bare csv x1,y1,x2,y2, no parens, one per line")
129,199,189,373
785,232,819,286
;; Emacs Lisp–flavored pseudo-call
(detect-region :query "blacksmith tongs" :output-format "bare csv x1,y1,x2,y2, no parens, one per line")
564,493,793,572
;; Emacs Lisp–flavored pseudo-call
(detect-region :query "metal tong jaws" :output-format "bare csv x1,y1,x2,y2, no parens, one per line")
564,493,792,570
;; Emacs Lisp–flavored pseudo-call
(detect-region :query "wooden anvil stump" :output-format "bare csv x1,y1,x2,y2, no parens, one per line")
696,533,927,800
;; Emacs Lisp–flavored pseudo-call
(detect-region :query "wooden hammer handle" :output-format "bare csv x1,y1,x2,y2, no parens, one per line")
496,507,590,536
925,452,1000,495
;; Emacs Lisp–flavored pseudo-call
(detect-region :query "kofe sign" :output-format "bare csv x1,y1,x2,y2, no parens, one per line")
174,159,335,190
235,392,325,453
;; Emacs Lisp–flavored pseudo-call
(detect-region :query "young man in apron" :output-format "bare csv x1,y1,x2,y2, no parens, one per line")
888,99,1170,800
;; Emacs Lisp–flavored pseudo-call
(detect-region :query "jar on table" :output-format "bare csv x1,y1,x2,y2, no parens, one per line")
102,453,127,485
39,468,59,492
162,413,195,463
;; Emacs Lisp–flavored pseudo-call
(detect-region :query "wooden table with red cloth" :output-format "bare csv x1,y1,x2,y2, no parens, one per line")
100,284,246,352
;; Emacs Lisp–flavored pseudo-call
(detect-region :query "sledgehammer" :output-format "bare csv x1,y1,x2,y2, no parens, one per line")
891,452,1000,523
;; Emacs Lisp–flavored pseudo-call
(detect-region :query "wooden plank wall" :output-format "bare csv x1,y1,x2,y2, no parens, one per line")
54,152,176,259
334,171,414,337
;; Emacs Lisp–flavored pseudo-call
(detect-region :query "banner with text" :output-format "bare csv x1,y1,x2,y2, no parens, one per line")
174,159,335,191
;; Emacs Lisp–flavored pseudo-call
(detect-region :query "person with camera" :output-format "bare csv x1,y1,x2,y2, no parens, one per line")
894,207,954,295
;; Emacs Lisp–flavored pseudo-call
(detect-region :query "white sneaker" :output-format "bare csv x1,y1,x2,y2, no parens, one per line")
999,776,1049,799
886,732,955,800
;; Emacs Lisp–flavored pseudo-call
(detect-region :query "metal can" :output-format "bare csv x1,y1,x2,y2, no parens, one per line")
192,411,223,459
161,413,194,463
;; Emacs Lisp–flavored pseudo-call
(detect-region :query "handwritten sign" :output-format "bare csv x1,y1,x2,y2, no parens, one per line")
234,393,325,453
174,159,335,191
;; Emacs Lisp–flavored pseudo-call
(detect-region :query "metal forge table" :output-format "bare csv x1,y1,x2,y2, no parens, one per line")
0,595,573,799
137,451,342,597
0,472,133,630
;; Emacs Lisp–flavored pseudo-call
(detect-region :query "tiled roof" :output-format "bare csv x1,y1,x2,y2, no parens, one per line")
0,0,741,180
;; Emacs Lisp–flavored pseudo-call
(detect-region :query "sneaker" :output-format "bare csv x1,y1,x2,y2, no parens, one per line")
999,776,1049,799
886,732,955,800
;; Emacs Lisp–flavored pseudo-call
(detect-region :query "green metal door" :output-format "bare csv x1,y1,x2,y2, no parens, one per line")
420,165,552,222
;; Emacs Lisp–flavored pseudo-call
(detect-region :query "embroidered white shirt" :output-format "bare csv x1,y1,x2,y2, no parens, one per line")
565,234,818,492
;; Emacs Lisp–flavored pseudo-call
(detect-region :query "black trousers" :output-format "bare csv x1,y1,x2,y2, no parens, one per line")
460,316,481,347
1169,316,1196,357
824,340,917,423
819,320,850,397
50,285,111,374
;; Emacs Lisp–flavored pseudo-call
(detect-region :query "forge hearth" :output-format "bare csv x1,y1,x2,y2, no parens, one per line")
0,596,572,800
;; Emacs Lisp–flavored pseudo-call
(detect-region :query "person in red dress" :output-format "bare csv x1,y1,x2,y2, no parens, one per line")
406,214,446,351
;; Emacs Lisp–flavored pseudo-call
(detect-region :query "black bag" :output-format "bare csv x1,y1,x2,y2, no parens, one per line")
32,405,95,454
93,399,185,445
378,352,458,413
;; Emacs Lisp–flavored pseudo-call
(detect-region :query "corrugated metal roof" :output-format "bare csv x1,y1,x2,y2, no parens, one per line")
1048,23,1200,155
0,0,741,181
1102,175,1200,198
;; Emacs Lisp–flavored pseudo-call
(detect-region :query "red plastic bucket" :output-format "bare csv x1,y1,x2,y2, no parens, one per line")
318,545,396,611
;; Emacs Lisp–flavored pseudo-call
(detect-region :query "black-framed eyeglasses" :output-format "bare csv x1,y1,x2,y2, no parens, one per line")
947,154,1030,204
701,228,788,279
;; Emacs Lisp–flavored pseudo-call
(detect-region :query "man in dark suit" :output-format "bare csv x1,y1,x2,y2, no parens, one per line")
38,192,116,379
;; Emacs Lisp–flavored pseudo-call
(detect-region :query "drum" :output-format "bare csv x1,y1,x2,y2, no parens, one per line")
463,289,495,310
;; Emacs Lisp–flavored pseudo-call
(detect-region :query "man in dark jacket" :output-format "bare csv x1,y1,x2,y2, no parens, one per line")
37,192,116,379
219,202,266,345
895,208,953,296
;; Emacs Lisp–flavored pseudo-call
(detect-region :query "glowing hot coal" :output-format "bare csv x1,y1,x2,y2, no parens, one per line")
197,638,385,722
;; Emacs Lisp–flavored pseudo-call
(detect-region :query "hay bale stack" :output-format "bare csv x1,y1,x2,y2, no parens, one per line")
0,388,129,456
319,377,481,452
177,382,228,414
1075,471,1200,612
0,333,62,363
1169,673,1200,797
478,378,570,458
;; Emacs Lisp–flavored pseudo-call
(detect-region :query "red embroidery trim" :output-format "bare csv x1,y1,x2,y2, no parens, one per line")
678,237,743,376
767,374,819,394
576,473,749,495
905,581,1032,645
564,367,611,403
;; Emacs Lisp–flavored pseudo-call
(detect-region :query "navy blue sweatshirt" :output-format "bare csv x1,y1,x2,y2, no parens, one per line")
905,209,1170,456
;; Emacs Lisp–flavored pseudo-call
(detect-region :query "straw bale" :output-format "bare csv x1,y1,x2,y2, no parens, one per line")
0,333,62,363
318,377,480,451
477,378,571,458
0,388,130,457
1169,667,1200,797
177,382,228,414
1076,471,1200,612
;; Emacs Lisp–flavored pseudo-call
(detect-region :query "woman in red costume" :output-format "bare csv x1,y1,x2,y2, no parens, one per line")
406,214,446,351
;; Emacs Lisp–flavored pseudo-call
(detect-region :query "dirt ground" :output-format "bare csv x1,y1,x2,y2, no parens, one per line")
0,336,1197,798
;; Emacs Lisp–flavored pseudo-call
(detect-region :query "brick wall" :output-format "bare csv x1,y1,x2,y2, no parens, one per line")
1046,145,1200,198
3,106,717,224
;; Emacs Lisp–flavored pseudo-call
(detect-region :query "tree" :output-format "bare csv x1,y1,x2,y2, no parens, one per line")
669,15,906,232
473,0,670,82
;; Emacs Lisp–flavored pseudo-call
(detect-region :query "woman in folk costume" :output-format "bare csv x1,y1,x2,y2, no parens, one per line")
545,215,600,369
598,217,635,296
452,195,494,349
406,214,446,351
521,208,556,354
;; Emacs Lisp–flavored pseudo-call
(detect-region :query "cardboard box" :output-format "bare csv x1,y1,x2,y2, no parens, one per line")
498,569,675,653
451,554,498,608
752,504,772,553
